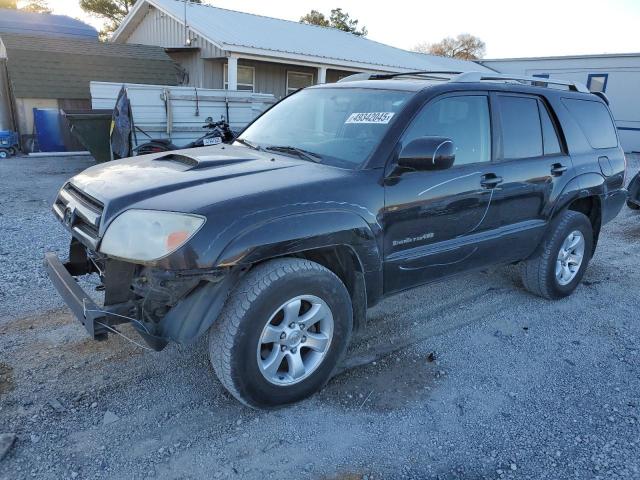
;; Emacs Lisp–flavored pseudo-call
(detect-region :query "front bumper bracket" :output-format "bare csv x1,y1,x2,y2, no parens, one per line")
44,252,111,340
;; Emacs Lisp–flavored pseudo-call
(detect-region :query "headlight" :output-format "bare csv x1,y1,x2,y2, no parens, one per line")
99,209,205,262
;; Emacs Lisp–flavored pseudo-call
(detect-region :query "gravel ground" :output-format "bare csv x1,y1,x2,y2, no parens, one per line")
0,155,96,320
1,154,639,480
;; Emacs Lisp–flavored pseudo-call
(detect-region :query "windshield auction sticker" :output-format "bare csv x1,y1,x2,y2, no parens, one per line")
345,112,395,124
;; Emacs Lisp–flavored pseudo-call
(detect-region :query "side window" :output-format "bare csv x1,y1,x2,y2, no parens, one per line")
562,98,618,149
498,96,542,159
403,95,491,166
538,101,562,155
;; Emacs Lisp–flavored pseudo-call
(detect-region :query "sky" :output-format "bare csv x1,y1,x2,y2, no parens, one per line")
38,0,640,59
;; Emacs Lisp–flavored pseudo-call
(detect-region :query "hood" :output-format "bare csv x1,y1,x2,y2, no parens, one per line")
68,145,317,229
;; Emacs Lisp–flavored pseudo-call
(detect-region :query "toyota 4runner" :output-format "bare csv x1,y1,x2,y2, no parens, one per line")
45,71,628,408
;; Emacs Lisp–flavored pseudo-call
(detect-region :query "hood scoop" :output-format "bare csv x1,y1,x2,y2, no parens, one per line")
154,153,254,170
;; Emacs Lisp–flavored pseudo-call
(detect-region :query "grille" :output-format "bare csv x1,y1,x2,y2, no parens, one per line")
53,183,104,249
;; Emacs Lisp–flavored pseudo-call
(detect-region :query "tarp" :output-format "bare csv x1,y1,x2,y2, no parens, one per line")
110,86,133,159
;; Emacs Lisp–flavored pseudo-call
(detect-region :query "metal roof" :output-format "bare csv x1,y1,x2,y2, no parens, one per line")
0,8,98,40
0,34,179,99
482,52,640,63
115,0,490,73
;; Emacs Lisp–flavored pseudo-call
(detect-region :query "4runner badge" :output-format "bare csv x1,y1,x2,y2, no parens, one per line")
392,232,435,247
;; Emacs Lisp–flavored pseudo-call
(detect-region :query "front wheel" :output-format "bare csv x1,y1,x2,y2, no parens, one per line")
521,210,594,300
209,258,353,409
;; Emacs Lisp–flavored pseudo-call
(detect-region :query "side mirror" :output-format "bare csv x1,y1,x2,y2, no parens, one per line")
398,136,455,171
205,116,213,123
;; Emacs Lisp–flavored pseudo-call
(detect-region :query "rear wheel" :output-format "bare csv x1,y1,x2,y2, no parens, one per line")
0,149,9,159
208,258,352,409
521,210,593,299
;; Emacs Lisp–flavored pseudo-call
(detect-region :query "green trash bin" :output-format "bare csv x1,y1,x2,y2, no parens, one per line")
62,110,113,163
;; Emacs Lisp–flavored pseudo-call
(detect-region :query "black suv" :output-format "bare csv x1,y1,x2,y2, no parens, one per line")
45,71,627,408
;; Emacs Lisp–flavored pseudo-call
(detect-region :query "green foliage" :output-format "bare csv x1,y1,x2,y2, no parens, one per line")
299,10,329,27
20,0,51,13
1,0,52,12
79,0,136,38
300,7,367,36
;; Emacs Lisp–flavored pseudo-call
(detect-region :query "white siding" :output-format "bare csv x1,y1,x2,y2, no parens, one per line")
483,56,640,152
167,50,203,87
122,5,225,59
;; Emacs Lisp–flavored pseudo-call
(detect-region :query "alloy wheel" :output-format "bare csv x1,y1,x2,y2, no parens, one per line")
257,295,334,386
555,230,585,286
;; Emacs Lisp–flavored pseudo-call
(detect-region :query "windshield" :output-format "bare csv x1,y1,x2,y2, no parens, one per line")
237,88,411,168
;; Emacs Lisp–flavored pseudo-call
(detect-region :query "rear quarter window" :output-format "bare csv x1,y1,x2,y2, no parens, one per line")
562,98,618,149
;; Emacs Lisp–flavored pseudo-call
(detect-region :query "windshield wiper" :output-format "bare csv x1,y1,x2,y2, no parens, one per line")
234,138,263,151
265,145,323,163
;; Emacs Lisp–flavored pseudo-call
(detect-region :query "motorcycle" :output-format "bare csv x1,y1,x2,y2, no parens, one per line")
134,117,236,156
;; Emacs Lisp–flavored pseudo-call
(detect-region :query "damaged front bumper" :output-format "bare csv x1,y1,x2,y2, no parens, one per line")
44,251,115,341
44,242,239,351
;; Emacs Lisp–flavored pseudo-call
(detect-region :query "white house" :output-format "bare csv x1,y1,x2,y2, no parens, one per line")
111,0,491,99
482,53,640,153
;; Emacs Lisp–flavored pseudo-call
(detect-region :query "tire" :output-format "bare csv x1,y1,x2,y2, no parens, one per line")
521,210,594,300
208,258,353,409
0,149,9,159
627,200,640,210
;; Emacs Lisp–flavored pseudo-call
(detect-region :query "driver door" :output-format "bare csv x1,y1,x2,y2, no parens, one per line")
382,93,502,293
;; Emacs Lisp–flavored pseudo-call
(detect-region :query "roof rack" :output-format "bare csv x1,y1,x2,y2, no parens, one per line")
369,71,464,80
451,72,590,93
338,71,463,83
337,70,590,93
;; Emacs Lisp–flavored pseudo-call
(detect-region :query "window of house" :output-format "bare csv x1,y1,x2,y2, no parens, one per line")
286,71,314,95
587,74,608,93
403,95,492,166
532,73,549,87
224,64,255,91
498,96,543,159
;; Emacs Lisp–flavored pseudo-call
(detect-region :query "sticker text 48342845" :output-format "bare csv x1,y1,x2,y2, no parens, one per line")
345,112,395,124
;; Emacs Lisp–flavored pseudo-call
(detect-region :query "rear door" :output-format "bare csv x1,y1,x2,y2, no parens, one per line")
489,93,573,261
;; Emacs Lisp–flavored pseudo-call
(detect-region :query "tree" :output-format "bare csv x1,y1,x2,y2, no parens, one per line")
1,0,52,13
80,0,202,40
300,8,367,36
300,10,329,27
413,34,486,60
20,0,51,13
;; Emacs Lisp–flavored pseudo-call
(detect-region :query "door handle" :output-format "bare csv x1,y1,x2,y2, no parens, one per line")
480,174,503,188
551,163,568,176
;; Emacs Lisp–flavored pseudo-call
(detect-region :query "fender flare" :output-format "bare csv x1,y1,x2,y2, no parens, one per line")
549,173,605,220
547,173,605,254
215,209,383,312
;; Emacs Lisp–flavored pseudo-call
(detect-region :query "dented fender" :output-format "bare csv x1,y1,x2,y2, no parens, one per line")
215,210,383,305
